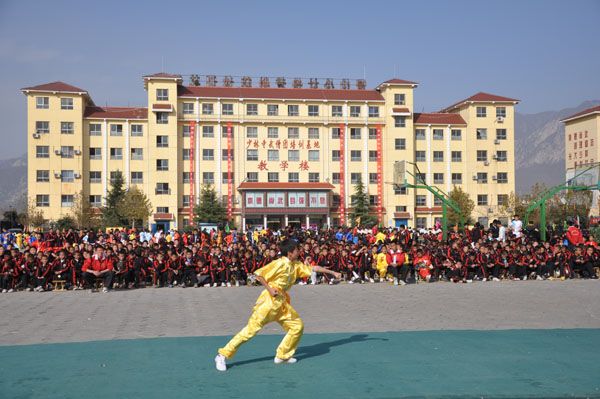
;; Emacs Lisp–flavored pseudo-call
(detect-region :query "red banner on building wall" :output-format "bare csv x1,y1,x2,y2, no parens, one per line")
189,121,196,226
339,123,346,226
227,122,233,220
376,124,383,225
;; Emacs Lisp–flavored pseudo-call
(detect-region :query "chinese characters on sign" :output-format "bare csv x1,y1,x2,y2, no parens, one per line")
245,192,327,208
376,124,383,224
227,122,233,220
266,192,285,208
189,122,196,226
339,123,346,225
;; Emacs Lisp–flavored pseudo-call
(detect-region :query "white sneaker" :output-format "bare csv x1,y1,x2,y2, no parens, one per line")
523,276,528,281
1,289,7,293
212,283,218,287
328,281,333,285
102,287,109,293
173,280,178,285
369,278,375,283
204,284,210,287
536,275,543,281
482,278,487,282
274,357,297,364
215,354,227,371
393,278,399,286
398,280,407,286
235,281,240,287
349,279,354,284
466,279,473,283
8,289,14,293
226,282,232,287
492,277,500,282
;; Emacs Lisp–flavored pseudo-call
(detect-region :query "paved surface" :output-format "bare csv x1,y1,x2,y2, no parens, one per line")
1,279,599,346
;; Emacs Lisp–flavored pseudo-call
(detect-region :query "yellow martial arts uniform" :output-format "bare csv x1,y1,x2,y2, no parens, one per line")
218,256,312,360
376,253,388,278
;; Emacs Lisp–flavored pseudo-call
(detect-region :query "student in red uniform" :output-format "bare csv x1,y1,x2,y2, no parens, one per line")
82,246,115,293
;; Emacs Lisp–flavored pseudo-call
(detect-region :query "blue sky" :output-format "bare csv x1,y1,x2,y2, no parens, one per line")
0,0,598,160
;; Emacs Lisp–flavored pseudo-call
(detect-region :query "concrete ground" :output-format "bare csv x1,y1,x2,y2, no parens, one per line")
1,279,599,346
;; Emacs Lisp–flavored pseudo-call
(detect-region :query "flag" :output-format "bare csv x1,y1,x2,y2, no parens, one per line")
225,224,230,233
355,216,361,225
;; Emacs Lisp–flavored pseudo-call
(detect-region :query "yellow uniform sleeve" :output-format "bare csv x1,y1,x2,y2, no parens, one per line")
293,260,313,279
254,258,283,281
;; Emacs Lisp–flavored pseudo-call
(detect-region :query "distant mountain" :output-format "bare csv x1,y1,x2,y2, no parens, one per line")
515,100,600,194
0,153,27,209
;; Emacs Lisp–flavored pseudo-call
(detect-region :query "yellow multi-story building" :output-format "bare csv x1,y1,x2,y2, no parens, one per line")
21,73,518,231
561,105,600,170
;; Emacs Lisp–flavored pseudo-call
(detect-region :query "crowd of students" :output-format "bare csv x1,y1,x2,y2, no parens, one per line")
0,217,598,294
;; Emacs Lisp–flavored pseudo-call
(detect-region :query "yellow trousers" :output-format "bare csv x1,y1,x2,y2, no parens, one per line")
218,290,304,360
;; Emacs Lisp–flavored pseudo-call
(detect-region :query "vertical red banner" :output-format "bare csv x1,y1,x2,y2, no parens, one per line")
376,124,383,225
227,122,233,221
189,121,196,226
339,123,346,226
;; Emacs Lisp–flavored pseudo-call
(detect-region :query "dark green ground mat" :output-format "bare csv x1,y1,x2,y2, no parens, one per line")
1,329,599,398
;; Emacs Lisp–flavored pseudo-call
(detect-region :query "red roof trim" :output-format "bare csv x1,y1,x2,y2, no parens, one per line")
393,212,411,218
143,72,182,79
84,106,148,120
178,86,384,102
392,107,410,113
21,81,87,94
441,92,520,113
238,182,335,190
560,105,600,123
378,78,420,86
413,113,467,125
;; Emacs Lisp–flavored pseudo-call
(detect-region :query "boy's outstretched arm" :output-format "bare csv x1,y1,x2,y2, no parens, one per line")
311,265,341,280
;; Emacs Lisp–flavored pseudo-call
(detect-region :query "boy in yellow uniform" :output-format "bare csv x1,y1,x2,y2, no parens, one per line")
215,239,341,371
376,245,389,280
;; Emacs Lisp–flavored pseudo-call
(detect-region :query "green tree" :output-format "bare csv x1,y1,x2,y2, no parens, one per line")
56,215,76,231
20,198,45,229
350,175,377,226
193,184,225,226
499,191,527,219
117,186,153,228
101,171,127,227
70,190,99,230
447,186,475,226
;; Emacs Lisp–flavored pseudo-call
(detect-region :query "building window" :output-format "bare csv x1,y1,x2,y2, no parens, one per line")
332,151,340,162
110,124,123,136
183,103,194,114
451,151,462,162
369,106,379,117
395,206,407,212
268,127,279,138
432,129,443,140
350,128,361,139
331,105,343,117
369,195,377,206
415,151,426,162
61,98,74,110
247,126,258,138
268,172,279,182
156,159,169,171
202,103,213,115
477,172,488,183
61,146,74,158
203,149,214,161
350,173,362,184
180,125,190,138
61,170,74,183
498,194,508,206
415,129,425,140
222,104,233,115
156,183,169,194
451,129,462,140
394,116,406,127
222,172,234,184
157,207,169,214
333,195,341,207
89,124,101,136
156,112,168,124
308,173,320,182
350,150,361,162
37,170,49,182
110,148,122,160
369,128,377,139
433,151,444,162
203,126,214,138
288,127,299,139
496,129,507,140
308,150,319,162
222,125,234,138
182,172,191,184
156,136,168,147
350,106,361,117
476,128,487,140
288,150,299,161
416,195,427,207
497,172,508,184
268,150,279,161
394,93,405,105
451,173,462,184
131,124,143,137
434,197,443,207
331,127,340,139
131,172,143,184
288,172,299,183
247,149,258,161
267,104,279,116
36,97,49,109
183,149,190,161
476,106,487,117
89,171,102,184
496,107,506,118
203,172,214,184
308,105,319,117
221,149,234,161
287,105,299,117
332,173,340,184
131,148,143,160
369,150,377,162
246,104,258,116
90,195,102,207
247,172,258,182
156,89,168,101
433,173,444,184
61,195,74,207
496,151,507,162
395,138,406,150
36,121,49,134
36,194,49,207
308,128,319,139
61,122,74,135
369,173,377,184
477,195,488,206
182,195,190,208
477,150,488,162
89,148,101,160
